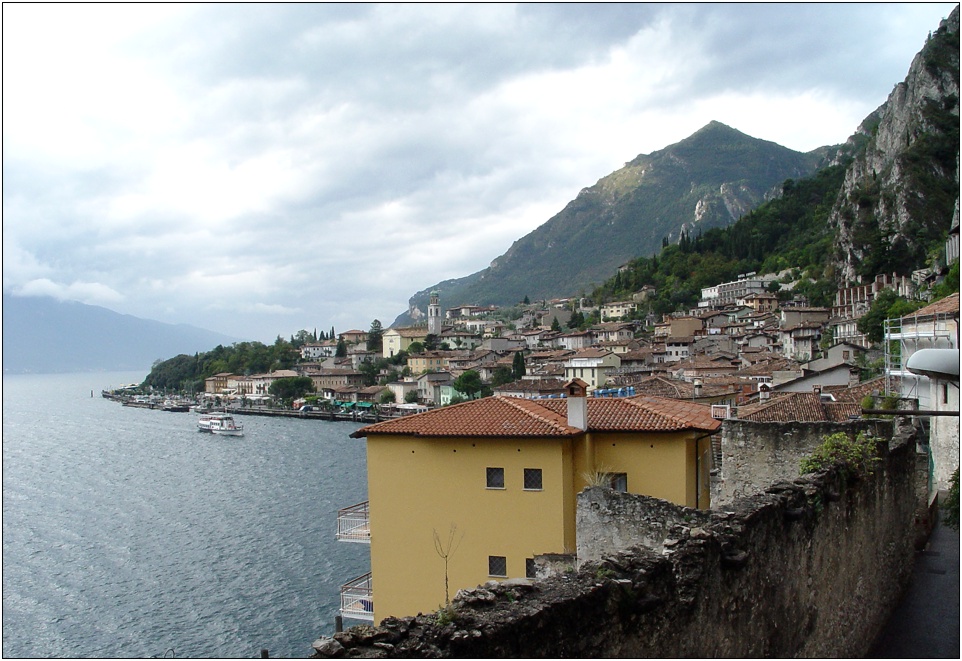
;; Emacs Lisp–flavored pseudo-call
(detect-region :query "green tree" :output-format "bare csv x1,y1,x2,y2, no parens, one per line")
512,351,526,380
268,376,316,401
367,320,384,353
380,389,396,405
335,338,347,358
452,370,483,399
551,316,562,332
857,290,924,344
359,360,380,387
404,389,419,404
490,366,515,387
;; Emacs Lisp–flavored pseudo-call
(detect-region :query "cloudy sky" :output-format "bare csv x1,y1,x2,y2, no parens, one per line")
3,3,956,343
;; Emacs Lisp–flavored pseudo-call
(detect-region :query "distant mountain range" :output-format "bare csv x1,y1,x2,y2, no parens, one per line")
396,121,833,326
2,294,241,374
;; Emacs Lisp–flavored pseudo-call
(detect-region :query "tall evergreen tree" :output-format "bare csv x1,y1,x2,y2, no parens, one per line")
512,351,526,380
367,319,384,353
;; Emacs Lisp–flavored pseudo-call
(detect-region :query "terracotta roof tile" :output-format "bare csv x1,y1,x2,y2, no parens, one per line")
354,396,578,438
354,394,721,438
737,392,861,422
904,293,959,319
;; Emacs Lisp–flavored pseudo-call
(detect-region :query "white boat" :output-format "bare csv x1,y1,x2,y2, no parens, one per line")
197,413,244,436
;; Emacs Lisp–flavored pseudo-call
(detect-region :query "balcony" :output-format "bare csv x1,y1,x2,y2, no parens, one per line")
336,501,370,543
340,572,374,621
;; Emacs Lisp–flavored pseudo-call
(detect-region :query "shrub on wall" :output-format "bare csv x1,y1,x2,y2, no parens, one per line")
800,431,881,479
943,468,960,530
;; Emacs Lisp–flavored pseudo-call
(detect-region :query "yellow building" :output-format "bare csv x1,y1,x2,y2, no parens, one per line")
339,379,720,623
406,351,453,375
382,327,429,359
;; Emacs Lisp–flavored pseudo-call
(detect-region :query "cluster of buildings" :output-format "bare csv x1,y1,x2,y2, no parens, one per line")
325,284,959,626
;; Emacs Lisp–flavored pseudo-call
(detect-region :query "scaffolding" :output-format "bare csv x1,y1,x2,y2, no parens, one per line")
884,310,958,409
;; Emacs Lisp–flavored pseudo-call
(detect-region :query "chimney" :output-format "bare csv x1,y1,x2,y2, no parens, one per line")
693,379,703,398
564,378,589,431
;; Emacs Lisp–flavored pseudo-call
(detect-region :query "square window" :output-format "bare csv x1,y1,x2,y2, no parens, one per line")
526,558,537,579
488,555,507,577
606,472,628,492
486,467,505,489
523,468,543,490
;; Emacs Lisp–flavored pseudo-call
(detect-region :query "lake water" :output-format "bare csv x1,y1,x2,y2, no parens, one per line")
2,371,370,658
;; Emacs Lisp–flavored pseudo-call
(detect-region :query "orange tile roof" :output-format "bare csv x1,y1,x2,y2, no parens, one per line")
904,292,959,319
353,394,721,438
354,396,579,438
737,392,861,422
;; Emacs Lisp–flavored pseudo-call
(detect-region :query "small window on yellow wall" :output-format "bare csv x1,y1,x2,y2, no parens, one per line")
486,467,505,489
525,558,537,579
488,555,507,577
523,468,543,490
605,472,628,492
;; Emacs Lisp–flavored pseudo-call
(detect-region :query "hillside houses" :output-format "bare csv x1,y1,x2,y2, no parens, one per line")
204,276,951,421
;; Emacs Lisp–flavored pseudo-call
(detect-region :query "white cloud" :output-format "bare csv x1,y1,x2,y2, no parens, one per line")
17,278,125,306
2,2,956,341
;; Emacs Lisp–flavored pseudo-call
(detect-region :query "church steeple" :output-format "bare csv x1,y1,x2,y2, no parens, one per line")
428,290,442,336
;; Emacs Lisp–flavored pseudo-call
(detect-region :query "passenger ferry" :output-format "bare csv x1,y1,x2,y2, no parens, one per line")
197,413,244,436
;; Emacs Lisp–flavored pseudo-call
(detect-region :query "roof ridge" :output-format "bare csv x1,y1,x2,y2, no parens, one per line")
496,396,575,433
624,394,699,428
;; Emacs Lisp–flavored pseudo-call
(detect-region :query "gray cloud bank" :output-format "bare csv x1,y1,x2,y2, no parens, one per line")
2,3,955,341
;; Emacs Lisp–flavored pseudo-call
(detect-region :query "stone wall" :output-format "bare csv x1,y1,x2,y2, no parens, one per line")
711,418,894,507
313,419,929,658
577,487,710,563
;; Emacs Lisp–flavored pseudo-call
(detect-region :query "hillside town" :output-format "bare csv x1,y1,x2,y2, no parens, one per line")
205,237,959,430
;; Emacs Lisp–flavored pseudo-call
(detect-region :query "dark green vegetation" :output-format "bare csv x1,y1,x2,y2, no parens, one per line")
943,468,960,531
268,376,316,401
142,338,301,392
591,164,849,314
856,289,925,344
800,431,881,479
399,121,825,323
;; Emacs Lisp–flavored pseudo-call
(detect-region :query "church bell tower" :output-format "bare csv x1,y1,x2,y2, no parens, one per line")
428,290,442,336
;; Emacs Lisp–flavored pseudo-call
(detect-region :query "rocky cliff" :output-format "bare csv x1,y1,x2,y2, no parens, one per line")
831,7,960,284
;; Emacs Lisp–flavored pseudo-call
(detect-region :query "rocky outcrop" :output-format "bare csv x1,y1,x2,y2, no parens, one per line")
831,7,960,284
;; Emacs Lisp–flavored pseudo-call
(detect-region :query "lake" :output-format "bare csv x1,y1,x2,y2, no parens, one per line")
2,371,369,658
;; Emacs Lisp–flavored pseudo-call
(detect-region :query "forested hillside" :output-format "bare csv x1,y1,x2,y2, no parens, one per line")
590,163,850,313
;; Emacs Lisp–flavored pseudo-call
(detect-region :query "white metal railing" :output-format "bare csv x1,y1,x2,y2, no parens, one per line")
336,501,370,543
710,404,731,420
340,572,374,621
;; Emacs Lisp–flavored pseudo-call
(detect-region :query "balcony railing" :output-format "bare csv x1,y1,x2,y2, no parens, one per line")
336,501,370,543
340,572,374,621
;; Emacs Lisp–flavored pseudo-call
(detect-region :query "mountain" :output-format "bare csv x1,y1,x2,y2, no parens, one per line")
396,121,826,325
587,7,960,315
2,294,242,374
831,7,959,283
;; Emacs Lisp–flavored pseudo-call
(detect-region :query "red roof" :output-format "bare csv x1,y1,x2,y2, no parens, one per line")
904,293,959,319
737,392,861,422
353,394,721,438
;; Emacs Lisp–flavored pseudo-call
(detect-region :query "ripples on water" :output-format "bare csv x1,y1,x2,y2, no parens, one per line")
3,372,369,658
